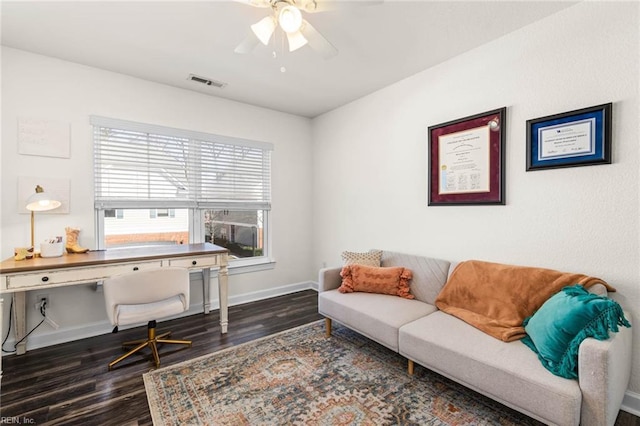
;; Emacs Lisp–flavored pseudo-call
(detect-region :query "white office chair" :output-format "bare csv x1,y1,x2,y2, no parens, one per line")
103,267,192,370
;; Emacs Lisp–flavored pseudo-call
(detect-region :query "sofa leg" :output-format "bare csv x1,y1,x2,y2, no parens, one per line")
325,318,332,337
408,359,414,375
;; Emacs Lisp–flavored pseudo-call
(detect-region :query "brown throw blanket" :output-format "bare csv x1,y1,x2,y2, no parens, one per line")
435,260,615,341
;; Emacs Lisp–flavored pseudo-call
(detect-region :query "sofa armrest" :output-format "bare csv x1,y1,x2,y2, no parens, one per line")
318,267,342,292
578,312,633,426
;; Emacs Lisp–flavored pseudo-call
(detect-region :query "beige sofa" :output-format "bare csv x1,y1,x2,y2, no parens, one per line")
318,250,633,426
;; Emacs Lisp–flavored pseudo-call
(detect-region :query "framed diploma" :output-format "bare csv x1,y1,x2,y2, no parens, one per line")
526,103,612,171
428,107,506,206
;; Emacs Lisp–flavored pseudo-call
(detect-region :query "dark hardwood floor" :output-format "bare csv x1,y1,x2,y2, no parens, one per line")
1,289,638,425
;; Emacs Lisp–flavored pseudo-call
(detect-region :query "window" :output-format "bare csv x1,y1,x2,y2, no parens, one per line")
204,209,265,259
104,208,189,248
92,116,273,266
104,209,124,219
150,208,175,218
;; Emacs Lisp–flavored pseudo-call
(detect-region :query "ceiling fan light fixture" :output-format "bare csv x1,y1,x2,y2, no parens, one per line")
251,16,276,45
286,31,308,51
278,5,303,33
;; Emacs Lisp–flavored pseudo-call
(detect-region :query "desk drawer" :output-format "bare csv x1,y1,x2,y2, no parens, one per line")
5,260,162,290
167,255,219,269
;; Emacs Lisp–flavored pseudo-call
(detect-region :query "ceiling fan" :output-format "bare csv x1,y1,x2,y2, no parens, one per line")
234,0,339,60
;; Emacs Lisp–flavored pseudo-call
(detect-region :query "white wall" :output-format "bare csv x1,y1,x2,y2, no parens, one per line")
1,47,314,346
312,1,640,394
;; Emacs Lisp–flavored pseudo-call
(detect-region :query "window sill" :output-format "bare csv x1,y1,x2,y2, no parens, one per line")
211,257,276,276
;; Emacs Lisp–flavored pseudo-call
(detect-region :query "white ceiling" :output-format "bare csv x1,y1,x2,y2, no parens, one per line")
1,1,576,118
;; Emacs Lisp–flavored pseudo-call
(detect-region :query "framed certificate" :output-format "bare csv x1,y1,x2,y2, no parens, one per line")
526,103,612,171
428,107,506,206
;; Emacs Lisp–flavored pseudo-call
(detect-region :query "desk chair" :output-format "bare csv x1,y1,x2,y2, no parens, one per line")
103,267,192,370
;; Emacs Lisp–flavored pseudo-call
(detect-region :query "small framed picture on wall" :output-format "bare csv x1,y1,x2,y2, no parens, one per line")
526,103,612,171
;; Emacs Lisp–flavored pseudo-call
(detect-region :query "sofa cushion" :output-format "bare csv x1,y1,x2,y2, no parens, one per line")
319,289,436,351
380,251,450,305
399,311,582,426
522,285,630,379
341,249,382,266
339,265,414,299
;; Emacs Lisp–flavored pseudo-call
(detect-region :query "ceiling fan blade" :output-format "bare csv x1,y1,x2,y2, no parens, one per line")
299,19,338,59
234,0,272,8
298,0,383,13
234,31,260,54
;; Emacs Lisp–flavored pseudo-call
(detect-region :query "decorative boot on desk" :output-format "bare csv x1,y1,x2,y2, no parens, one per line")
65,227,89,253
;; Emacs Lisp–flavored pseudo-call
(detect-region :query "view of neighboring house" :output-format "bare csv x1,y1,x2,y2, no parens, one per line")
104,208,263,259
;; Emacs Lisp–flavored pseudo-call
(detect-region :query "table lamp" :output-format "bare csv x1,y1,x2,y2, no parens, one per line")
25,185,62,249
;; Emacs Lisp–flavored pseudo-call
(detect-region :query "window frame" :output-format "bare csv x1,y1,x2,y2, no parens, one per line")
92,116,275,272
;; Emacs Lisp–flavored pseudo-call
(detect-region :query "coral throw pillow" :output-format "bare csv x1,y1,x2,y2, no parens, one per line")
339,264,414,299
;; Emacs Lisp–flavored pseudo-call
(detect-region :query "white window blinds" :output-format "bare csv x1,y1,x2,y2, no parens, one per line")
92,116,272,210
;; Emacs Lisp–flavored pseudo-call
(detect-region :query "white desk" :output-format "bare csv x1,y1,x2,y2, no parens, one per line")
0,243,229,355
1,298,3,383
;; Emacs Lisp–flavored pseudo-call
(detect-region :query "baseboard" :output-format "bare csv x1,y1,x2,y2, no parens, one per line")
4,320,115,352
621,390,640,416
3,281,316,352
226,281,316,307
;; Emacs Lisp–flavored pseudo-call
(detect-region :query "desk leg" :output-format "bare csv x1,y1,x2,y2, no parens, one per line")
218,264,229,334
12,292,27,355
202,268,211,314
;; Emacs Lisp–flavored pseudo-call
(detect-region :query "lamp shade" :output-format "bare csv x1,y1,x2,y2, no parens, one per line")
251,16,276,45
26,185,61,212
286,31,308,52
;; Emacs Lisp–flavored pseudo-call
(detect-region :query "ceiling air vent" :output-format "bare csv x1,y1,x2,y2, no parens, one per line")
187,74,227,89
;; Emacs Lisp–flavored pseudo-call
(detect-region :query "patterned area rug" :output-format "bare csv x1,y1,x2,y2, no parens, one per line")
143,320,541,425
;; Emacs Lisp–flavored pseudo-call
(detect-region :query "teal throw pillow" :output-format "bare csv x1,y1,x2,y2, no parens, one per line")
522,284,630,379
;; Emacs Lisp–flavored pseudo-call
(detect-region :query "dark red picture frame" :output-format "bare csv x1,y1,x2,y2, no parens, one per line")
428,107,506,206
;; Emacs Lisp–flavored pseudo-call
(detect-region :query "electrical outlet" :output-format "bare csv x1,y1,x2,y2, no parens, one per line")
35,294,49,309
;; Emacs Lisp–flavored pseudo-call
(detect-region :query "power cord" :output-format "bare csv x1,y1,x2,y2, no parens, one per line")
2,297,47,354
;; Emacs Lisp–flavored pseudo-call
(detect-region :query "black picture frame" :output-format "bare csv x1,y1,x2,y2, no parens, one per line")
526,103,612,171
428,107,506,206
